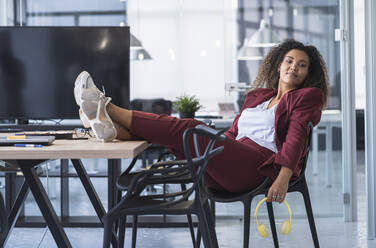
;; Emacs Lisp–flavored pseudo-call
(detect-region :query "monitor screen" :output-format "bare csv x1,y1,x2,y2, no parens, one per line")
0,26,130,119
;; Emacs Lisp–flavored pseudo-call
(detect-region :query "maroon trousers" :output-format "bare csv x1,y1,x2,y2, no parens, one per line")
130,111,274,193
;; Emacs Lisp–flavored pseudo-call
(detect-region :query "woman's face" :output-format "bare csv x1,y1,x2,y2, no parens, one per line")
278,49,310,89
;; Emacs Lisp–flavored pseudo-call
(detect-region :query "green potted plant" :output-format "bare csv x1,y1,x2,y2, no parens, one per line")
173,94,203,118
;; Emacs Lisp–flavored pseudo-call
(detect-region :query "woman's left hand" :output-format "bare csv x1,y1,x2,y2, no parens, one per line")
266,177,289,203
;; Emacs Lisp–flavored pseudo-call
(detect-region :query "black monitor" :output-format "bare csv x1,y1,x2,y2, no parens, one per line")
0,26,130,120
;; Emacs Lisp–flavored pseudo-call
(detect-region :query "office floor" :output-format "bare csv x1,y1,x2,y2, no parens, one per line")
5,150,376,248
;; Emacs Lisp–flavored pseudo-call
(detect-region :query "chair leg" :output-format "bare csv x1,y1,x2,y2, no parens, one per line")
301,184,320,248
266,202,279,248
187,214,196,246
114,190,122,232
103,216,114,248
196,212,210,248
197,201,219,248
118,216,127,248
196,229,202,248
194,201,216,248
132,215,138,248
203,201,219,248
181,184,196,246
242,201,251,248
210,200,216,225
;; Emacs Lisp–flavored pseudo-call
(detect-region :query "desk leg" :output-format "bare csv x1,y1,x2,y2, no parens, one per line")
60,159,70,222
108,159,121,209
5,173,17,212
71,159,118,247
0,180,29,247
19,161,72,248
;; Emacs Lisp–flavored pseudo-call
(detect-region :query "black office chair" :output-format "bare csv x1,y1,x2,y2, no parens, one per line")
115,98,195,248
115,154,196,248
103,125,226,248
196,122,319,248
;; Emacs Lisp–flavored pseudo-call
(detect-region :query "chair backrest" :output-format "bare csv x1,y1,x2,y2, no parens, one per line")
130,98,172,115
288,122,313,188
298,122,313,176
183,125,226,196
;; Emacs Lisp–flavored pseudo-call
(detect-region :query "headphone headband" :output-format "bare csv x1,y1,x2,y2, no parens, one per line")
254,197,292,231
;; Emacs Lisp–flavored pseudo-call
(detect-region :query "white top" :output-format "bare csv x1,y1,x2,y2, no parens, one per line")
236,98,278,153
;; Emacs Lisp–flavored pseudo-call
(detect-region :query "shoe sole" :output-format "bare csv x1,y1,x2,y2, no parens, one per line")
74,71,95,128
74,71,91,106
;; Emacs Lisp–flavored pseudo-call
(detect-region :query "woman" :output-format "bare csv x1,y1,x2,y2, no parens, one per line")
74,39,329,203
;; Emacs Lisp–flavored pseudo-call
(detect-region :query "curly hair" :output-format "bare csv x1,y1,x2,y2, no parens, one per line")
248,39,330,108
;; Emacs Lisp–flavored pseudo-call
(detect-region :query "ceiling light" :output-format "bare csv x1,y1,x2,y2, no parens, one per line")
237,39,263,60
247,19,280,48
130,48,152,61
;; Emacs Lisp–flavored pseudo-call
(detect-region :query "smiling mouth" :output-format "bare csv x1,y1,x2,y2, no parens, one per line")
286,72,297,77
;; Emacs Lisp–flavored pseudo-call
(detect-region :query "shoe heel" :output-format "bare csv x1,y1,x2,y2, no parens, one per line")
92,123,116,142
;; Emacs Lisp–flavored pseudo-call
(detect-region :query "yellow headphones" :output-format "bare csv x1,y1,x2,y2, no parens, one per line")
254,197,292,238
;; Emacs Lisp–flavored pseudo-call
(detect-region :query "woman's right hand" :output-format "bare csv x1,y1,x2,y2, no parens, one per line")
266,177,289,203
266,166,293,203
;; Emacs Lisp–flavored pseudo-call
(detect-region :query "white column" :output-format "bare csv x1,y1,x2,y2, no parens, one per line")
0,0,7,25
364,0,376,240
340,0,357,222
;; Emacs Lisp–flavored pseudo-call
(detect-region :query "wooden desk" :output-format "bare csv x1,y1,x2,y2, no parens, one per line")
0,138,148,248
0,138,147,159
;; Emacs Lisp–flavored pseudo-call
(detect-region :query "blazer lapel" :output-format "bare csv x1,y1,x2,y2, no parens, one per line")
252,89,276,107
274,92,289,148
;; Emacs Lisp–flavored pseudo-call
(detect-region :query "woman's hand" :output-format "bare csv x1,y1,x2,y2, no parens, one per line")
266,166,293,203
267,177,289,203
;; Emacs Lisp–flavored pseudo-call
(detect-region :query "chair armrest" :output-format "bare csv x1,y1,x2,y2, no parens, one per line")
117,160,192,190
150,160,188,169
118,163,193,204
195,125,227,142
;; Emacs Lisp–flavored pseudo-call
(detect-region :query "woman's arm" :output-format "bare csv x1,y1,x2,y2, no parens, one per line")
266,89,323,202
266,166,293,203
274,88,323,173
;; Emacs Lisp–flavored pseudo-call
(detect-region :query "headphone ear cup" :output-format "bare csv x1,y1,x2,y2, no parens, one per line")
257,224,269,238
280,220,291,235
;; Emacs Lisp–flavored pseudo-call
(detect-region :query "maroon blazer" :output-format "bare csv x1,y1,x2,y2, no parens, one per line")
225,87,323,181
